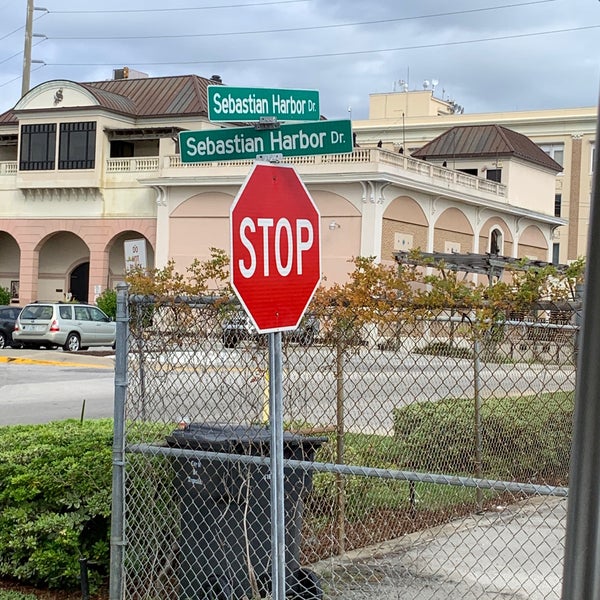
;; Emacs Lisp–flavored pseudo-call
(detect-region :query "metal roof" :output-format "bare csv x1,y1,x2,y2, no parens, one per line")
0,74,221,125
411,124,563,172
84,74,216,117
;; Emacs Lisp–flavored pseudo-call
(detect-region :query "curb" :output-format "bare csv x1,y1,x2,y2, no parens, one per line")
0,356,113,369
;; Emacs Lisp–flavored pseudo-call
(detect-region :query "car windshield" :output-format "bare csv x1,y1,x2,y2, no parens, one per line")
20,305,53,320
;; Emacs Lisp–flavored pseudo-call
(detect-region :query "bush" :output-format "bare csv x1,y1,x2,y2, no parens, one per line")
0,420,113,589
0,286,10,305
392,391,573,484
95,288,117,320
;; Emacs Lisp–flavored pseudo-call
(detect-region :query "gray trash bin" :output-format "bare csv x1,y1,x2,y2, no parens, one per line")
166,423,326,600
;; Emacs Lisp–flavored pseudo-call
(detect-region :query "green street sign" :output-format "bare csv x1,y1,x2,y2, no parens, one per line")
208,86,320,122
179,120,353,163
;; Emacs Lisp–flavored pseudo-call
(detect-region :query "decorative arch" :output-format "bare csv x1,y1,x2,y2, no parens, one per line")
433,207,474,253
381,195,429,259
478,217,513,256
170,191,234,271
106,230,156,289
36,231,90,302
518,225,548,261
310,189,361,284
0,232,21,301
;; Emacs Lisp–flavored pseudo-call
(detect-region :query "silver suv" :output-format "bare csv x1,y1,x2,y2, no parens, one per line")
13,302,116,352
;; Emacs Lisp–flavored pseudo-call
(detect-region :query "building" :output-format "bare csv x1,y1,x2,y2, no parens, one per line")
0,73,565,306
353,89,597,264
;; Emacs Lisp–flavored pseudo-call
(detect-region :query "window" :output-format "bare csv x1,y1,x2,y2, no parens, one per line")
486,168,502,183
554,194,562,218
490,228,503,255
74,306,91,320
458,168,478,176
59,122,96,169
539,143,564,168
59,306,73,319
592,143,596,174
19,123,56,170
552,243,560,265
90,307,108,322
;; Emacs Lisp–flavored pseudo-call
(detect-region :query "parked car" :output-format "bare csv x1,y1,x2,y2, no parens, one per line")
13,302,116,352
0,305,23,349
221,309,320,348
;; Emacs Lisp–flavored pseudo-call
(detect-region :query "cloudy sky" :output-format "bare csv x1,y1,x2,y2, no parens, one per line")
0,0,599,120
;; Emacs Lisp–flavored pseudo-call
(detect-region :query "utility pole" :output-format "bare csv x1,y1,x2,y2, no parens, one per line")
21,0,34,97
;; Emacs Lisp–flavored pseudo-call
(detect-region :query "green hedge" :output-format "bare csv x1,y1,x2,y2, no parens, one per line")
392,391,573,483
0,420,113,589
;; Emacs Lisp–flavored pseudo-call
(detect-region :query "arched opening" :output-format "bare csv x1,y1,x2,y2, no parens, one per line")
69,262,89,303
490,228,503,255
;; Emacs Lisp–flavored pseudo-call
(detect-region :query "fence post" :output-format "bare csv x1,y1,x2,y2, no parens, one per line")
335,343,346,555
473,334,483,510
109,283,129,600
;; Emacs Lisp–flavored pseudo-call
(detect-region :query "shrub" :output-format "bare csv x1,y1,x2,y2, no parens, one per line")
0,286,10,305
392,391,573,484
95,288,117,320
0,420,113,589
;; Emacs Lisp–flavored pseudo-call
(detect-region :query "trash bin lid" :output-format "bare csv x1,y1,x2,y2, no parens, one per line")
166,423,327,455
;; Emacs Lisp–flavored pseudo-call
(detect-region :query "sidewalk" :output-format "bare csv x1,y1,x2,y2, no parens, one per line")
0,347,115,369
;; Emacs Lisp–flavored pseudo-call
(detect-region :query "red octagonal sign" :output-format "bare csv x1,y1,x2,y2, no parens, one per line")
230,162,321,333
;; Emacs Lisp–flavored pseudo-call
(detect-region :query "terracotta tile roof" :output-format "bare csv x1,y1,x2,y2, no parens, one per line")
412,124,563,172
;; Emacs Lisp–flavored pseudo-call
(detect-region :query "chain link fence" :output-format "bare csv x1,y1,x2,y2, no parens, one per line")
113,289,579,600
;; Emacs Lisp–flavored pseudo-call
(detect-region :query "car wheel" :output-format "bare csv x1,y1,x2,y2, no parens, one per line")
63,333,81,352
0,332,7,349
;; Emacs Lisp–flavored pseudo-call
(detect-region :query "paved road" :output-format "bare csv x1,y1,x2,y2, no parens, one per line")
0,348,115,425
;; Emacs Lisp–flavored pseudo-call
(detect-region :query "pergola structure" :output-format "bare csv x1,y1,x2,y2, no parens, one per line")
393,250,563,284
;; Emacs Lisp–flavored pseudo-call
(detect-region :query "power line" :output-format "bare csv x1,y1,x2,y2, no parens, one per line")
47,24,600,67
0,39,45,67
48,0,559,41
50,0,310,15
0,63,44,89
0,10,45,42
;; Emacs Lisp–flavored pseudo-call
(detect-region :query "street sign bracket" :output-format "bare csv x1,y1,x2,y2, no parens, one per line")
256,153,283,163
254,116,281,130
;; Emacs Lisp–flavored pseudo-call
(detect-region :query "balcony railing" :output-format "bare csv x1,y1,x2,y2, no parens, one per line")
0,161,17,175
106,157,160,172
1,149,508,199
165,148,508,198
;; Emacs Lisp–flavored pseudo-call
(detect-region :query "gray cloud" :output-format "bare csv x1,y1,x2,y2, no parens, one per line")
0,0,598,119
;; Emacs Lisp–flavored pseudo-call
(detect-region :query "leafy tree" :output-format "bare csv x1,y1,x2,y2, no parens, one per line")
0,286,10,305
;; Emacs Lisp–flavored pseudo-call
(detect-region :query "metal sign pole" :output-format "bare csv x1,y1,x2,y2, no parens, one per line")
269,331,286,600
561,96,600,599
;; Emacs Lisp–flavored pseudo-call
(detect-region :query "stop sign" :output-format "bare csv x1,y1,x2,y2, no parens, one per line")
230,162,321,333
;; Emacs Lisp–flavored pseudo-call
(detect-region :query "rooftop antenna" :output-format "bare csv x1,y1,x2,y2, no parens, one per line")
431,79,439,92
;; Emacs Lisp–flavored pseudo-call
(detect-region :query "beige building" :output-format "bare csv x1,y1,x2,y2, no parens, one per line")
353,90,597,264
0,74,565,306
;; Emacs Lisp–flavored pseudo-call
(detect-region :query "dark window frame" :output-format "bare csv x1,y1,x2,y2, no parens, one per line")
59,121,96,170
555,194,562,218
19,123,56,171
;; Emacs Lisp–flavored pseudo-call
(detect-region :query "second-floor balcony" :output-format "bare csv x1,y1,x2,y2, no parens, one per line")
1,148,507,200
